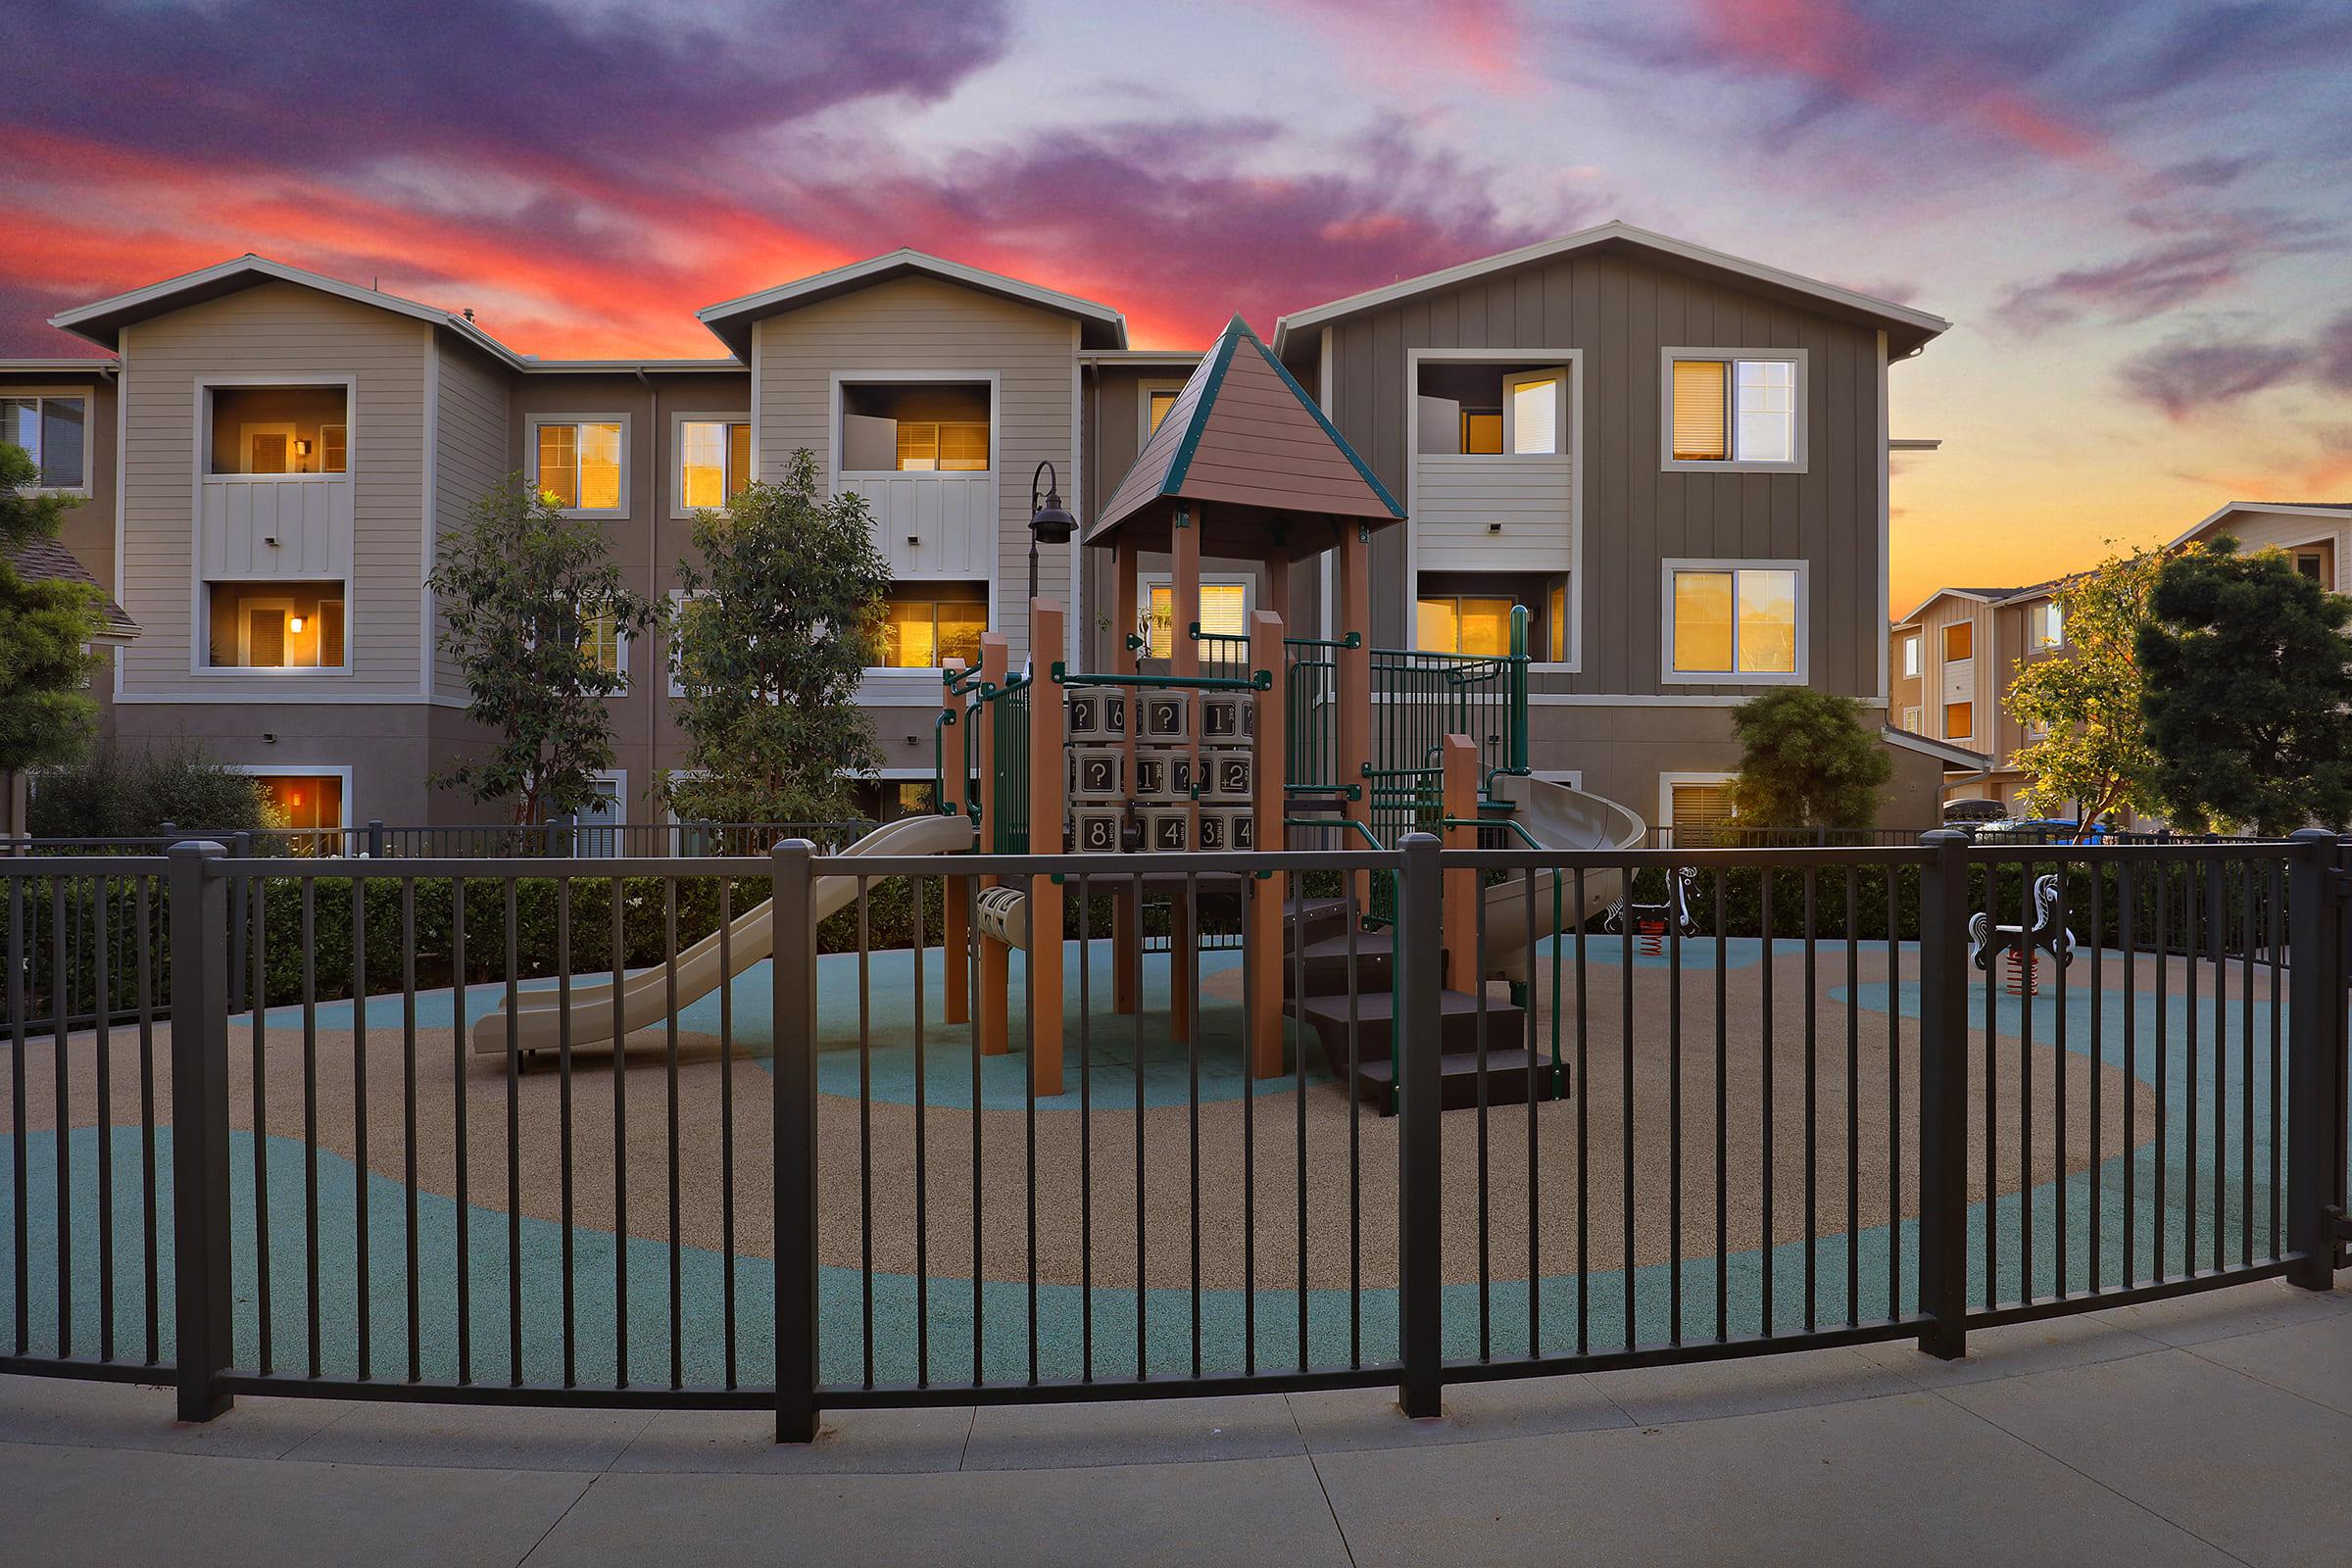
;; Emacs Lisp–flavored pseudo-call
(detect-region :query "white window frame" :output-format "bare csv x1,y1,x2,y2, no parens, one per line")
550,769,627,858
191,375,357,681
1901,705,1923,734
1659,348,1808,474
0,389,94,497
1533,768,1585,791
1138,379,1187,448
1658,771,1740,834
831,372,999,479
1659,559,1808,686
224,763,356,831
1402,348,1584,674
526,413,630,519
2026,600,2063,653
1942,700,1976,743
1901,633,1921,678
1500,367,1570,456
669,410,752,518
578,607,630,694
868,584,990,677
1137,570,1252,659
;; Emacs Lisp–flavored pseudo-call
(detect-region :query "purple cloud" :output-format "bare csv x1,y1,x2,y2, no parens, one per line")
2120,333,2310,419
1998,208,2330,330
2318,311,2352,392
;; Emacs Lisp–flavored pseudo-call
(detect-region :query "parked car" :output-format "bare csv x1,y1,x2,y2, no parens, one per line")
1975,816,2110,845
1941,799,2006,835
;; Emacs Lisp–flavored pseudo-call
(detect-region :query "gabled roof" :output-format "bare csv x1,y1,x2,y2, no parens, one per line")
5,537,137,642
1885,727,1991,772
49,255,524,365
1891,579,2066,627
2167,501,2352,552
1087,314,1401,562
1271,220,1951,361
697,249,1126,359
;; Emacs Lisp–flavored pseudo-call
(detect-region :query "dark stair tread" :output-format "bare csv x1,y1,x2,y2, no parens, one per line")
1350,1049,1563,1114
1294,931,1394,963
1291,988,1520,1028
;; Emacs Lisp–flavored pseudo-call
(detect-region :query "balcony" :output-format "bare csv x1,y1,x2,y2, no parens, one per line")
836,469,996,577
199,473,352,578
1414,452,1574,572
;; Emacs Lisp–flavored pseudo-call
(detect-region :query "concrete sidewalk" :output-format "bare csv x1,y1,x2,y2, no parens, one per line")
6,1275,2351,1566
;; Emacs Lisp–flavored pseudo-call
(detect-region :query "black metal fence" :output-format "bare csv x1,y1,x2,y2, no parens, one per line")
2,832,2344,1439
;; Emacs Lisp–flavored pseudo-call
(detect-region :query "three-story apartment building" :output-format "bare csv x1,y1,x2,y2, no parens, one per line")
24,222,1951,837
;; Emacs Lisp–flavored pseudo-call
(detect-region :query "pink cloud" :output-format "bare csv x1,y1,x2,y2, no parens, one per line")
1271,0,1538,95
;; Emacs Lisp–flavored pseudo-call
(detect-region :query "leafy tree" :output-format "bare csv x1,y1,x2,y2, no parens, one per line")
1728,687,1893,828
29,738,277,838
2137,537,2352,835
427,479,656,825
2009,546,2166,835
663,450,889,823
0,441,106,780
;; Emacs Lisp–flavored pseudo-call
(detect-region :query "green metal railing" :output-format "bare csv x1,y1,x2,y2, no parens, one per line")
986,670,1032,853
1368,605,1531,792
1283,633,1356,797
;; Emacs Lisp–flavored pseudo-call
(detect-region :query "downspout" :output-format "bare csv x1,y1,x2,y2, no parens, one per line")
637,368,658,826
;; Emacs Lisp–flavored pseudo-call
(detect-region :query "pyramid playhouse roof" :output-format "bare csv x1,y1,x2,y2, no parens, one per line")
1086,315,1402,563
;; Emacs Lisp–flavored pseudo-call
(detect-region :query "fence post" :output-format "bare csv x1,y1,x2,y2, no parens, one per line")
168,839,234,1420
770,839,819,1441
1396,830,1445,1417
2285,829,2344,1292
1916,829,1971,1358
228,831,251,1014
367,819,385,860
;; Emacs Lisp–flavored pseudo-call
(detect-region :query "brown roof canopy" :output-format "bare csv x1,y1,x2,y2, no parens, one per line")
1086,314,1402,563
5,536,139,641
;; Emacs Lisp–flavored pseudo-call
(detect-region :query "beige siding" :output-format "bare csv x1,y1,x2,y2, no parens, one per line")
1316,248,1886,701
118,282,428,699
430,338,512,700
753,276,1077,664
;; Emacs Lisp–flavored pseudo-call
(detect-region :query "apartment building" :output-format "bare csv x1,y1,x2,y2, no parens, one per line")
22,222,1950,837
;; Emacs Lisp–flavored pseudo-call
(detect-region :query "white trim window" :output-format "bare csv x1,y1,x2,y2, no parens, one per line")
1662,561,1804,684
1138,571,1250,659
1901,632,1921,679
2026,600,2063,653
580,608,628,690
673,414,751,514
1501,367,1569,455
1139,380,1186,446
1661,349,1806,472
1,392,89,493
1658,772,1740,838
528,415,627,516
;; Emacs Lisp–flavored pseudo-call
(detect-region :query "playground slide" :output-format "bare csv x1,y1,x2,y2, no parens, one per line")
467,812,975,1055
1478,773,1648,982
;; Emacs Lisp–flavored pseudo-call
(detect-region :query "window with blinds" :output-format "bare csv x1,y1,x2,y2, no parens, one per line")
1668,566,1798,677
894,420,990,472
1942,621,1973,662
1670,781,1739,832
1671,360,1727,461
1146,581,1249,659
1944,702,1974,740
679,418,752,510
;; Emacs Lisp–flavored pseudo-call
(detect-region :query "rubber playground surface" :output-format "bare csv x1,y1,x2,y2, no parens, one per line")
1,934,2294,1388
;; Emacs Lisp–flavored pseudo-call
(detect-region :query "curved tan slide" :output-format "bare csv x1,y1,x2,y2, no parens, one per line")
468,812,975,1055
1478,773,1648,982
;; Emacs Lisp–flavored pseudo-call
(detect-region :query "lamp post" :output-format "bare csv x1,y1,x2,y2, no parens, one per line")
1027,460,1076,607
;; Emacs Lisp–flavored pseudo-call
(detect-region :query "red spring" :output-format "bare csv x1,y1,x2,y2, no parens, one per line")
1638,918,1666,957
2003,948,2038,997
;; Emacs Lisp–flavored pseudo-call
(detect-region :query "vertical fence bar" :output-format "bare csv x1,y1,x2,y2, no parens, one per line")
2285,830,2343,1291
168,841,233,1419
772,840,819,1442
1916,830,1969,1358
1396,832,1443,1416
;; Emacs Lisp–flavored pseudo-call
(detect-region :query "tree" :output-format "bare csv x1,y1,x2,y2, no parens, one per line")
29,738,277,838
427,479,656,825
2137,537,2352,835
2009,546,2166,835
0,441,106,782
663,450,890,824
1728,687,1892,829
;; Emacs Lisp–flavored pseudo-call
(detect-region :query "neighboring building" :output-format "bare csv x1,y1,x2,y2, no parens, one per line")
2167,501,2352,585
1887,581,2061,808
28,221,1950,839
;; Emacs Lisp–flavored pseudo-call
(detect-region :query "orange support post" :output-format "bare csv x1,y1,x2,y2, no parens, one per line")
976,632,1010,1058
1442,734,1480,991
1112,535,1141,1014
1337,524,1374,902
1248,608,1288,1078
1027,598,1066,1098
941,656,970,1025
1169,507,1201,1044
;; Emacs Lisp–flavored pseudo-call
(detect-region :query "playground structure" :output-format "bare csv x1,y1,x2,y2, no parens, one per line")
474,315,1650,1106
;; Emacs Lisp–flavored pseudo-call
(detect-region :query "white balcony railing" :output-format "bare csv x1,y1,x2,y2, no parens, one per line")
199,474,352,579
1413,454,1573,572
837,471,996,578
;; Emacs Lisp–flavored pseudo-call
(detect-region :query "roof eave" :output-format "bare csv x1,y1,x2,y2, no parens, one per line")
696,249,1129,359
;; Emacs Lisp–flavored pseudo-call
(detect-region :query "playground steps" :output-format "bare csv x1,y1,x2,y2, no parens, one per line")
1288,988,1543,1115
1280,896,1354,952
1283,930,1395,995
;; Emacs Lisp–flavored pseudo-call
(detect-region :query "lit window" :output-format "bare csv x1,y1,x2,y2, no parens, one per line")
206,582,346,669
2,395,86,490
1901,706,1923,734
579,609,624,680
841,382,992,473
1669,567,1798,678
893,782,937,819
1548,580,1568,662
879,591,988,669
255,774,345,833
1902,634,1920,678
1667,355,1800,467
679,418,750,510
1416,595,1515,657
1669,779,1738,833
208,385,348,475
1146,387,1181,437
1459,410,1501,454
1145,580,1249,659
2026,601,2062,652
1943,622,1973,662
534,419,623,512
1945,702,1974,740
1503,369,1566,455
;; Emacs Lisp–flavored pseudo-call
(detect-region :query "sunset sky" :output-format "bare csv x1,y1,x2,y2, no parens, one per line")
4,0,2346,611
